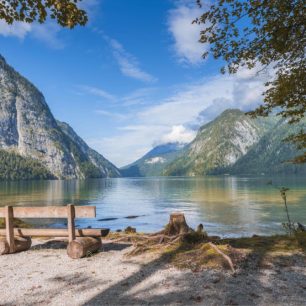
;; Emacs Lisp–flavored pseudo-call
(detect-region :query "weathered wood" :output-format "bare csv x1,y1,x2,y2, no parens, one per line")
67,237,102,259
0,228,110,237
0,237,32,255
67,204,76,242
208,242,235,273
0,238,9,255
5,206,15,253
0,206,96,218
164,212,191,236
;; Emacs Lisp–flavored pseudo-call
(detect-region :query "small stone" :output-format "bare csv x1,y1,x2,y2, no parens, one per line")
211,276,221,284
203,284,212,289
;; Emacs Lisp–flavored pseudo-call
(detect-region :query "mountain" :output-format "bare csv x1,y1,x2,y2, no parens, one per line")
0,55,120,180
120,142,186,177
221,119,306,175
163,109,274,176
57,121,120,178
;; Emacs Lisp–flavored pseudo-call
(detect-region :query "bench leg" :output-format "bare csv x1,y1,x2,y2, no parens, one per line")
5,206,15,253
67,204,76,242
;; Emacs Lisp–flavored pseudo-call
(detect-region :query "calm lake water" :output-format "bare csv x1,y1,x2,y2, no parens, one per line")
0,177,305,237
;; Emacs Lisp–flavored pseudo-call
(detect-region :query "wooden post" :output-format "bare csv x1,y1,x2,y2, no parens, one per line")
67,204,76,242
5,206,15,253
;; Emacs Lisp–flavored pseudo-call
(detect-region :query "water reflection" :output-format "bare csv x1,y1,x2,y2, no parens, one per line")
0,177,305,237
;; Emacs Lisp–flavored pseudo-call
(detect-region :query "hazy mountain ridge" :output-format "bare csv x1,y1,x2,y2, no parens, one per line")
0,55,120,180
163,109,273,176
122,109,304,177
120,142,186,177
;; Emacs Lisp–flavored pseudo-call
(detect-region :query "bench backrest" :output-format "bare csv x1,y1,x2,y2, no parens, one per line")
0,205,96,252
0,206,96,218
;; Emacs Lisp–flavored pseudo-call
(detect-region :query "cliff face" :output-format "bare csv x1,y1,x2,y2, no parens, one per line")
0,55,120,179
163,109,273,176
224,119,306,175
58,121,120,178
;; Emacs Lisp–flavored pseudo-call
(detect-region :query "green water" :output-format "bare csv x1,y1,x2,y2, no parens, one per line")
0,176,305,237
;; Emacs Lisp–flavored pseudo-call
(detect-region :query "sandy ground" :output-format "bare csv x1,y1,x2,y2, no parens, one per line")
0,238,306,306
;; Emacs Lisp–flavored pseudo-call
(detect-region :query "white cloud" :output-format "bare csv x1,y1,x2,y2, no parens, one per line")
30,22,64,49
0,20,64,48
121,87,157,106
0,20,31,39
95,109,127,120
108,38,157,83
168,0,207,65
159,125,196,144
90,66,270,167
88,124,168,167
79,85,116,101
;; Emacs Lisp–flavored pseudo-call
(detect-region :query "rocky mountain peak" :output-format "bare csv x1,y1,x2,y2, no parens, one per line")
0,55,120,179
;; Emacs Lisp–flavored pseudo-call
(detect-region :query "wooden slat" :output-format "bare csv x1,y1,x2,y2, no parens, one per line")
0,206,96,218
0,228,110,237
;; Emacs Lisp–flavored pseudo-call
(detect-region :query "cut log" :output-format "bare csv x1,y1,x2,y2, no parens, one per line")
0,228,110,237
0,237,32,255
0,239,9,255
164,212,191,236
67,237,102,259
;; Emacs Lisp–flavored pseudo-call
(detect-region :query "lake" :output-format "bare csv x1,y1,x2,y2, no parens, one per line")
0,176,305,237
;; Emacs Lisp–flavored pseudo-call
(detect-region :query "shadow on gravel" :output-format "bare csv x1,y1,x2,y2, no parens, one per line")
31,240,132,253
83,237,306,306
31,240,68,250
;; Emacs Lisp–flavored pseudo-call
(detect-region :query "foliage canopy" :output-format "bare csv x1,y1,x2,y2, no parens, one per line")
195,0,305,162
0,0,87,28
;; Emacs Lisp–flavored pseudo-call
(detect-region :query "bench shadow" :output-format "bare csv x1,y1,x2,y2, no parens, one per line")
31,240,132,253
31,240,68,250
101,242,132,252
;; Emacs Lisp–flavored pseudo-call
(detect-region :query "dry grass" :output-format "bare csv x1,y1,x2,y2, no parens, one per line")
107,231,306,272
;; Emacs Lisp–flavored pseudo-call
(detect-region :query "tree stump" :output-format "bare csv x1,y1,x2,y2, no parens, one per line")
164,213,191,236
0,237,32,255
67,237,102,259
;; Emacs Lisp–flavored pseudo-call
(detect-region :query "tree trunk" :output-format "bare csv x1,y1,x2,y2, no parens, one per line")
0,237,32,255
164,213,191,236
67,237,101,259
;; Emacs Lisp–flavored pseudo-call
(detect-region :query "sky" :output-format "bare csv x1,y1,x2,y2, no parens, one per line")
0,0,270,167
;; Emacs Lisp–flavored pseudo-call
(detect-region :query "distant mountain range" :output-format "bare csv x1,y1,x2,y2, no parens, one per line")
121,109,306,177
120,142,185,177
0,55,120,180
0,54,304,181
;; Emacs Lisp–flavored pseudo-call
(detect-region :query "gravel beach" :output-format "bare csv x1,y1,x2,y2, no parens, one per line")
0,238,306,306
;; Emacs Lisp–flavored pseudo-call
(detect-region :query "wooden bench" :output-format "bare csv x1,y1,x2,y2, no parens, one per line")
0,205,109,259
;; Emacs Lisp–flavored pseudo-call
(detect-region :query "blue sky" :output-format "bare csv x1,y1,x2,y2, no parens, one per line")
0,0,268,167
